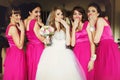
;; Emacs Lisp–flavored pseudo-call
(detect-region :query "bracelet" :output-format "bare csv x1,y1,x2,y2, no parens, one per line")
90,54,97,61
89,26,95,32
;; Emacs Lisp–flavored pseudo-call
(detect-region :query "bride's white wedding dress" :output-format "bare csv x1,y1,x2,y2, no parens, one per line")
36,30,86,80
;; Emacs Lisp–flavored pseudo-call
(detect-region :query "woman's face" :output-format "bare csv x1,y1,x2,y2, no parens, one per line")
87,6,99,19
55,9,63,21
73,10,82,21
11,13,21,23
29,7,41,19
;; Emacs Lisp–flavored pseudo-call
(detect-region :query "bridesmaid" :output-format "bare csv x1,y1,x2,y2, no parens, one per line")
87,2,120,80
71,6,95,80
24,2,45,80
3,6,26,80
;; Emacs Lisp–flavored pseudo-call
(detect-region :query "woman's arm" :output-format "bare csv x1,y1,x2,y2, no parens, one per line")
71,27,76,47
60,19,70,46
10,24,24,49
87,24,96,71
33,22,46,43
71,20,79,47
94,18,104,44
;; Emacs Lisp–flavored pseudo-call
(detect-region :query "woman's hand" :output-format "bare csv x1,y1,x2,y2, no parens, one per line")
88,15,96,27
58,18,70,30
43,36,51,45
88,60,94,72
55,17,61,22
72,19,79,30
16,20,25,32
37,16,44,27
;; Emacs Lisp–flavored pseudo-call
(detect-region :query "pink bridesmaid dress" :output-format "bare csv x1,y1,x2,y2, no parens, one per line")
26,19,45,80
4,24,27,80
94,18,120,80
73,21,94,80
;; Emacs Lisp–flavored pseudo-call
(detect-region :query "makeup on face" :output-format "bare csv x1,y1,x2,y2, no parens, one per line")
55,9,63,19
73,10,82,20
87,6,98,17
31,7,41,19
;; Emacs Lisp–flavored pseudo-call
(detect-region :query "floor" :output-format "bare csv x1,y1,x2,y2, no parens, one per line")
0,73,3,80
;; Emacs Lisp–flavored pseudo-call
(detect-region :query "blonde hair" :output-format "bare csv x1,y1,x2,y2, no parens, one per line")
48,7,66,32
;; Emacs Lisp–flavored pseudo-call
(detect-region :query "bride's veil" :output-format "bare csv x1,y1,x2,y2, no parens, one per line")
45,12,51,26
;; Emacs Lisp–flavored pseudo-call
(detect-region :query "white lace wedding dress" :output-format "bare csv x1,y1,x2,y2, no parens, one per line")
35,30,86,80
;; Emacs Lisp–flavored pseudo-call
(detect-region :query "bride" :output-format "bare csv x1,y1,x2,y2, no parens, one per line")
35,7,86,80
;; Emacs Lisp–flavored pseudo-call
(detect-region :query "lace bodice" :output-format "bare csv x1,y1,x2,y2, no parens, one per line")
51,30,66,48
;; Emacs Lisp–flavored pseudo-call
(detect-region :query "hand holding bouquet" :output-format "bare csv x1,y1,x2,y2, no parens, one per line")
39,25,54,45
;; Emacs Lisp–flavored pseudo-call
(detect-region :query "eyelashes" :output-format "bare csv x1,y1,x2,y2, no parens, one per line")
87,9,96,13
92,10,96,12
35,11,41,14
56,13,63,16
57,13,60,15
73,13,82,16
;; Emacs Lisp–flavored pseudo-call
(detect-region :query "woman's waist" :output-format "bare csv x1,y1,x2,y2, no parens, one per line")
9,43,16,47
51,43,66,48
26,41,44,48
99,39,115,45
47,46,67,51
100,36,113,40
27,40,43,44
100,38,113,42
75,41,90,45
7,46,24,51
52,44,66,47
76,38,89,43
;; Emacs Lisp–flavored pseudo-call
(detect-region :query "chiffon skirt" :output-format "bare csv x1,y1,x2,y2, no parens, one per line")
94,39,120,80
36,46,86,80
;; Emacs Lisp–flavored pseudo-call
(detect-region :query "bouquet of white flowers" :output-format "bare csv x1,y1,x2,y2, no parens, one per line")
39,25,54,45
40,25,54,37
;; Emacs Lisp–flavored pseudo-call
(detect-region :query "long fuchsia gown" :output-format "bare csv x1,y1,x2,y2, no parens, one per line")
26,19,45,80
73,21,94,80
4,25,26,80
94,18,120,80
